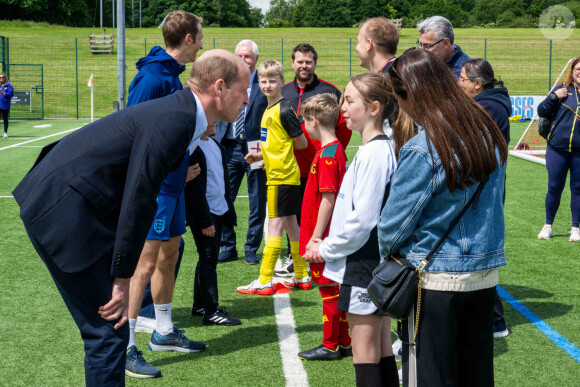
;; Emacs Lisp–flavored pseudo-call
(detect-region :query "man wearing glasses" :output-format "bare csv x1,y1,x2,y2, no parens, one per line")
416,16,471,78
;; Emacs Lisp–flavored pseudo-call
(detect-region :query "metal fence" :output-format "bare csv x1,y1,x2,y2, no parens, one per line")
2,33,578,119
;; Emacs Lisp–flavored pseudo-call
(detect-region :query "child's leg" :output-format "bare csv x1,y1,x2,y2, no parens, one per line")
379,316,398,386
320,284,341,350
348,312,386,387
192,214,221,314
339,311,352,348
258,217,284,284
284,215,308,280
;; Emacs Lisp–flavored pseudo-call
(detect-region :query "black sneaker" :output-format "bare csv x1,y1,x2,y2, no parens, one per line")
298,344,341,361
339,345,353,357
203,307,241,326
191,306,205,316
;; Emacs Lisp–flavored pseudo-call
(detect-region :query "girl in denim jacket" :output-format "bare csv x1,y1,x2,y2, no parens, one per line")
379,50,508,386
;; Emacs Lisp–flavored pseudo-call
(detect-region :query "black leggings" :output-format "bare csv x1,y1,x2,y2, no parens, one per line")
0,109,8,133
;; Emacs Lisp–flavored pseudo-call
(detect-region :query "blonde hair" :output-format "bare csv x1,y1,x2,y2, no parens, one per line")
257,60,284,81
301,93,339,128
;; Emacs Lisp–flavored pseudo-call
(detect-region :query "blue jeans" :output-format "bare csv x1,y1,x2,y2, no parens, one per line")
545,147,580,227
220,140,267,256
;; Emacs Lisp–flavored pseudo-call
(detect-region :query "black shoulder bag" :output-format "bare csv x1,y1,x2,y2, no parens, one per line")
368,178,488,344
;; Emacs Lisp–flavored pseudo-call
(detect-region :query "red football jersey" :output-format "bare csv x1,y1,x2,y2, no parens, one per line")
299,140,347,256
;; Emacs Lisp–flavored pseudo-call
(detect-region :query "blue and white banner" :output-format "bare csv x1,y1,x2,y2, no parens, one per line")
510,96,545,119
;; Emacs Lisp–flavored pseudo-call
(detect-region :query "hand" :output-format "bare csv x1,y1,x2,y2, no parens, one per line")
575,114,580,122
304,238,325,263
245,151,263,164
98,277,130,329
202,225,215,237
554,87,568,99
187,163,201,182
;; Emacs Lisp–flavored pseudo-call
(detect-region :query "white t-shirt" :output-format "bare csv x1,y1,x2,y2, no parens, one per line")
320,137,396,284
198,139,228,216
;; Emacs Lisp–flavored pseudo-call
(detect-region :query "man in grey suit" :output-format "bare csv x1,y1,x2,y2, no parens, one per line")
13,50,249,386
215,40,268,265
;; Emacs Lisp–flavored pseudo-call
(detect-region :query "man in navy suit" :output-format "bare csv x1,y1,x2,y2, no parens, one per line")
216,40,268,265
13,50,250,386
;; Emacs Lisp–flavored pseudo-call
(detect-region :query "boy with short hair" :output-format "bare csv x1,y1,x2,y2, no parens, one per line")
296,94,352,360
238,60,310,295
185,123,241,326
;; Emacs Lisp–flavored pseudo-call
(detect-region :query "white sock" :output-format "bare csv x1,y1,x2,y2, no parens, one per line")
128,319,137,349
154,303,173,335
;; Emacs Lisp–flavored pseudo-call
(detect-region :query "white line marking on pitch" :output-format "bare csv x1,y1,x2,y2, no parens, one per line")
274,293,309,387
0,127,83,151
33,124,52,128
0,196,14,198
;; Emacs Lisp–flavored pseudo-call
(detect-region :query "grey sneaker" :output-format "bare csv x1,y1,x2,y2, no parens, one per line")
125,345,161,379
148,327,206,353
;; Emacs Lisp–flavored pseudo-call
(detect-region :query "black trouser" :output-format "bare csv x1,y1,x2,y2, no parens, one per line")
26,228,128,386
401,287,495,387
1,109,8,133
191,213,224,314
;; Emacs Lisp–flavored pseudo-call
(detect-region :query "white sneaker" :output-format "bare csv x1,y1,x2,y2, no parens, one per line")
538,224,553,239
3,132,7,138
570,227,580,242
392,338,402,361
135,316,156,333
398,368,403,384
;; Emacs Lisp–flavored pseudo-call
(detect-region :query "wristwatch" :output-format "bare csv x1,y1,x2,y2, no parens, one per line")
550,93,558,101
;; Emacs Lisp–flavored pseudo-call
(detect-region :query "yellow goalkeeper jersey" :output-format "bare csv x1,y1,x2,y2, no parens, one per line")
260,98,303,186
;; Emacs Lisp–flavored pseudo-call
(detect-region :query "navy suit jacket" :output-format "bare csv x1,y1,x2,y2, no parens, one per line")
215,71,267,143
13,89,198,278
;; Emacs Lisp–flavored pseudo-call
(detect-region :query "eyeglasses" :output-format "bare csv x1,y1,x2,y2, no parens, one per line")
458,77,473,83
416,38,445,49
0,76,5,79
573,67,580,73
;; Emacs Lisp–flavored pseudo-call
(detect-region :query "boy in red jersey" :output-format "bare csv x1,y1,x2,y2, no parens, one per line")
297,93,351,360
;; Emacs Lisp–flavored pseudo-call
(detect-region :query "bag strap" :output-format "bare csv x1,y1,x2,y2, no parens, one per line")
415,176,489,272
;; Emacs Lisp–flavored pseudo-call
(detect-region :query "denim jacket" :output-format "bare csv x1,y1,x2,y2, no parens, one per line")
377,131,506,273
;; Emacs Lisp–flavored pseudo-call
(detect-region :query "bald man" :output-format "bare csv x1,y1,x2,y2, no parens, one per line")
13,50,249,386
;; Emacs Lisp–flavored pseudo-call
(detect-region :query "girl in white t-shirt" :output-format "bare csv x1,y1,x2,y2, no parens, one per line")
305,73,413,386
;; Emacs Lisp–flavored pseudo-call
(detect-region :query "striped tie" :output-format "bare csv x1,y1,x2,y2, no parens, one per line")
234,107,246,139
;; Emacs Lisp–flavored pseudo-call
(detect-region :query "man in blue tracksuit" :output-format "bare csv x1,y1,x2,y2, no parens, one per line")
124,10,206,379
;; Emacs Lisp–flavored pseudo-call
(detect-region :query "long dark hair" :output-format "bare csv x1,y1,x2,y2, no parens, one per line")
388,49,507,191
463,59,504,90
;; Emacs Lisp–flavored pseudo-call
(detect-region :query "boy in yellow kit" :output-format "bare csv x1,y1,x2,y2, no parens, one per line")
238,60,310,295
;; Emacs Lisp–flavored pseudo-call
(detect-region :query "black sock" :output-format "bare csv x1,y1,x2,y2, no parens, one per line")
354,363,381,387
379,356,399,386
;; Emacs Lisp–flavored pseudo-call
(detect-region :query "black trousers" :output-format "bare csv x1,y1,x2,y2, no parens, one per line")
401,287,495,387
26,228,128,386
191,213,224,314
1,109,8,133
